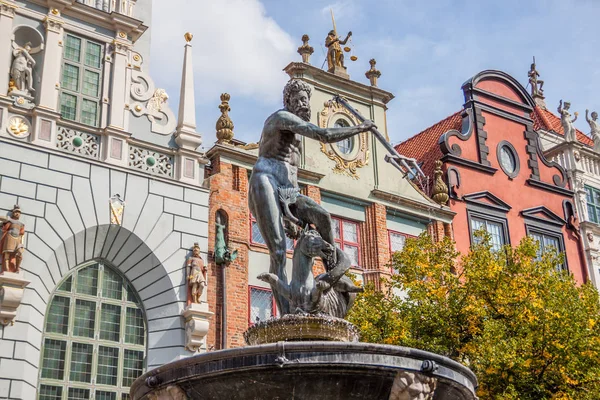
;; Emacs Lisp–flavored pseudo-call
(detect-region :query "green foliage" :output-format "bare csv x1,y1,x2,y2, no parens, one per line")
347,231,600,400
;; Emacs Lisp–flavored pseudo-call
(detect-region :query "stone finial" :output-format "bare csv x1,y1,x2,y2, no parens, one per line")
174,34,202,150
297,34,314,64
431,160,449,206
528,57,546,108
365,58,381,87
216,93,234,144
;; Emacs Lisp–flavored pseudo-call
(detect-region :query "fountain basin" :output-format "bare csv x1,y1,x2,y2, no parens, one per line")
244,314,360,345
131,341,477,400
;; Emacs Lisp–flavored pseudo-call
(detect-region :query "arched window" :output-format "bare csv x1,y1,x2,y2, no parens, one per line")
38,262,146,400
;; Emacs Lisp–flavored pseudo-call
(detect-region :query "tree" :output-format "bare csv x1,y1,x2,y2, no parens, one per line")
347,232,600,399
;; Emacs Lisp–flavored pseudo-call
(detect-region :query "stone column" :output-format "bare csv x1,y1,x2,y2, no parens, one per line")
0,0,17,96
107,34,130,130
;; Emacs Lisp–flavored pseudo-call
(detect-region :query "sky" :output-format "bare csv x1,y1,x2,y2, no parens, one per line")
149,0,600,151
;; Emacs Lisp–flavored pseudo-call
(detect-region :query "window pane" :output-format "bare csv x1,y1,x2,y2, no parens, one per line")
62,64,80,91
81,99,98,126
97,391,117,400
345,245,359,266
69,342,93,383
250,288,273,324
68,388,90,400
73,299,96,338
39,385,63,400
97,346,119,386
389,232,406,253
102,267,123,300
126,284,138,304
486,220,504,251
122,350,144,387
125,307,145,345
58,276,72,292
60,93,78,121
100,303,121,342
41,339,66,380
76,265,98,296
470,218,485,245
343,221,358,243
251,220,265,245
46,296,70,335
332,219,341,239
85,41,102,68
82,70,100,97
65,35,82,62
588,204,598,223
595,190,600,206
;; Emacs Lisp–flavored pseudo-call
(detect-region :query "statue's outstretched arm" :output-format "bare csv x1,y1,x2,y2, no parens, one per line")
276,111,375,144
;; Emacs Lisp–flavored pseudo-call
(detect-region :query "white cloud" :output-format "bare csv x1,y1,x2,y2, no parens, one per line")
150,0,295,106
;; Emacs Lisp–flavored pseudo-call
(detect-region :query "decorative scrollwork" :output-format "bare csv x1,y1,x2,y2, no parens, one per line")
56,125,100,159
128,145,174,177
129,71,176,135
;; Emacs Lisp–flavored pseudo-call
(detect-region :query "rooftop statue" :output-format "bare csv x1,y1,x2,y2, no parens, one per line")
586,109,600,152
558,100,578,142
248,79,374,316
325,29,352,71
528,58,544,98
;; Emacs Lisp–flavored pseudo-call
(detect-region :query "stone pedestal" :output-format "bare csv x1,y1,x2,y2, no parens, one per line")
181,303,213,352
0,271,30,326
328,65,349,79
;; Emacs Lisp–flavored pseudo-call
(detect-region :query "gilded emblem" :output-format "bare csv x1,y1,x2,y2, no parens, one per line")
109,194,125,225
7,116,31,138
318,101,369,179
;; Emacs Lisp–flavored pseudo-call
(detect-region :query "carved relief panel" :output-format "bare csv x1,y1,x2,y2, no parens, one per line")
318,102,369,179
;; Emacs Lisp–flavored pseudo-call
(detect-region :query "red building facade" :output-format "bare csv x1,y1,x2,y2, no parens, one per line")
396,70,587,283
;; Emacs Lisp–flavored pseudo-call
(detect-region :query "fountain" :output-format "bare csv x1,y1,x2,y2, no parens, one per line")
130,80,478,400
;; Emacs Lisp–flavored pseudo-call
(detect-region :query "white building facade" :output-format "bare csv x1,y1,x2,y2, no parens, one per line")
0,1,210,399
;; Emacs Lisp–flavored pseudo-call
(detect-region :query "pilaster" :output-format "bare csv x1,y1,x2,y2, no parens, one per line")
107,34,131,130
38,11,64,111
0,0,17,96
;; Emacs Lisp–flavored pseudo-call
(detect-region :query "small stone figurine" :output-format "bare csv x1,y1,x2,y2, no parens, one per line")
0,205,25,273
586,110,600,152
187,243,207,304
558,100,578,142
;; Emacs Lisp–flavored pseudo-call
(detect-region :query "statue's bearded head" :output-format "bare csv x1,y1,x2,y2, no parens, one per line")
564,102,571,110
283,79,312,122
592,112,598,121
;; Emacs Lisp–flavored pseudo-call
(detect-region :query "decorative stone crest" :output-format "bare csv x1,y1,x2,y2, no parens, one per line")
6,115,31,138
431,160,449,205
388,371,437,400
558,100,578,142
318,101,369,179
130,71,177,135
297,34,314,64
586,109,600,152
216,93,234,144
109,194,125,225
365,58,381,87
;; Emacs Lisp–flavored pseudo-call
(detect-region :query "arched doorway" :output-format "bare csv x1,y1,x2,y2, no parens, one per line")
38,261,146,399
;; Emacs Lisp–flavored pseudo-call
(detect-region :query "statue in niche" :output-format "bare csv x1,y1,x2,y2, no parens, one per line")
586,110,600,152
214,211,238,265
0,205,25,273
10,42,35,96
325,30,352,71
558,100,578,142
248,79,374,315
187,243,207,304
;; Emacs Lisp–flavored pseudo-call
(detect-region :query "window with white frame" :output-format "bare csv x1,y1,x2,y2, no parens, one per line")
585,185,600,224
60,34,103,127
249,286,276,325
38,262,145,400
332,217,361,267
469,215,507,251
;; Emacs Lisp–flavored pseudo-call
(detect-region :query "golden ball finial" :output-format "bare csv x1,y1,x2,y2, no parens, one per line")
184,32,193,43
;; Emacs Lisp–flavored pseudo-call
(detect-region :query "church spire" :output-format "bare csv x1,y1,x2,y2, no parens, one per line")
175,32,202,150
